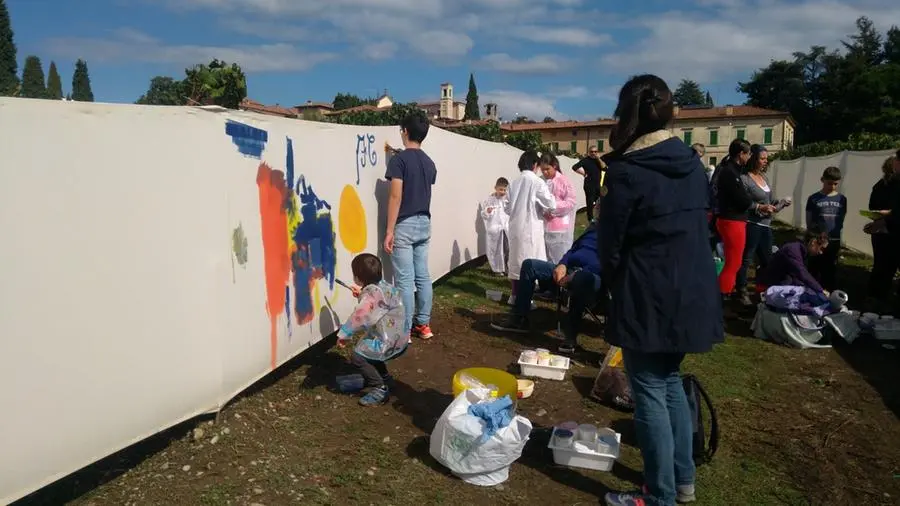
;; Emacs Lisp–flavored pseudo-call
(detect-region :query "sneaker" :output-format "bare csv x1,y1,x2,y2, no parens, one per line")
412,324,433,340
604,491,646,506
490,314,529,333
359,386,389,406
637,485,695,504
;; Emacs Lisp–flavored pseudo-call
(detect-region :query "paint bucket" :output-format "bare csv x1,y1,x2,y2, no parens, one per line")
553,429,574,448
557,421,579,432
335,374,365,393
576,423,598,443
485,289,502,302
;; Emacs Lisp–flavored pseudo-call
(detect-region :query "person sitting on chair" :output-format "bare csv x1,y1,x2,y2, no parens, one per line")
491,203,602,354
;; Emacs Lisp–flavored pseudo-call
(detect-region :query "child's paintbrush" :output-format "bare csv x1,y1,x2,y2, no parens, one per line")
334,278,355,292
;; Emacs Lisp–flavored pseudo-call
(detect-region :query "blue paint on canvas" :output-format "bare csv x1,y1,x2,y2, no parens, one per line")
291,175,336,320
225,121,268,158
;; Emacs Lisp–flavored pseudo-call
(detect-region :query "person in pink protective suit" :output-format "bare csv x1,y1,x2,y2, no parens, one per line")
540,152,578,264
338,253,409,407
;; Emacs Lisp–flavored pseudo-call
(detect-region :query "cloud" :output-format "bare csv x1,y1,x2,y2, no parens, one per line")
547,85,589,98
601,0,900,84
161,0,612,62
479,53,571,74
45,28,336,72
514,26,611,47
480,89,566,121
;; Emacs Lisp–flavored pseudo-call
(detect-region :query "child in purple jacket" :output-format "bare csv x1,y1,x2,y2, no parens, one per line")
756,228,830,296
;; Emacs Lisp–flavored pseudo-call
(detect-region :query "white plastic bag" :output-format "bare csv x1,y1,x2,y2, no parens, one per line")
429,388,532,486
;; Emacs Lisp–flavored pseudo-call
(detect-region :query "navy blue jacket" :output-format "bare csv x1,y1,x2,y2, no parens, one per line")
599,131,724,354
560,227,600,276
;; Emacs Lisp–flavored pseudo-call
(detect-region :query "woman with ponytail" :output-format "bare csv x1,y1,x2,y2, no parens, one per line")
599,74,723,506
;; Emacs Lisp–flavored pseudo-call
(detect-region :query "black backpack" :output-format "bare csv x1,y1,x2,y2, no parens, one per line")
682,374,719,465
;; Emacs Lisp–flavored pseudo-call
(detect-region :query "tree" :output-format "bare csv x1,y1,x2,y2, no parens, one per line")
46,60,62,100
673,79,706,106
136,76,185,105
512,116,535,124
705,90,714,107
327,102,426,126
739,16,900,145
505,131,542,152
464,72,480,120
19,55,46,98
182,59,246,109
0,0,18,96
71,59,94,102
332,92,375,110
542,116,556,123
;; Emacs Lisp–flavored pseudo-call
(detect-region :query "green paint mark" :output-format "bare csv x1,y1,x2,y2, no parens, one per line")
232,222,248,267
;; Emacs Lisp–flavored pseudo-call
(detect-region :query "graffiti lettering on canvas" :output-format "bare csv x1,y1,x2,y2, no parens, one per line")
355,133,377,185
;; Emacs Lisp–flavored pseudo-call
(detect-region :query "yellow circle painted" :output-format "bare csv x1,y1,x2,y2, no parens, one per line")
338,184,367,254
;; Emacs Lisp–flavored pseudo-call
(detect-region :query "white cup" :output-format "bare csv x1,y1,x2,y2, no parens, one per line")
576,424,598,443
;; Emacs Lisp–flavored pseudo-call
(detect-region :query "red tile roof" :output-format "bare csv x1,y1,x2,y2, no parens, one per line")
294,101,334,110
239,98,298,118
499,106,792,131
674,105,789,120
501,119,615,131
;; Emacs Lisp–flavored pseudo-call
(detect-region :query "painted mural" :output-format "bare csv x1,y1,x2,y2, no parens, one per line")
228,121,371,369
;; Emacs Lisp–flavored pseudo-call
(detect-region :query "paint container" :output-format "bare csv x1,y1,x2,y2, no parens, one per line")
536,349,552,365
521,350,538,364
335,374,365,393
550,355,566,367
557,421,579,432
553,429,574,448
829,290,849,310
596,428,618,454
485,289,503,302
576,424,598,443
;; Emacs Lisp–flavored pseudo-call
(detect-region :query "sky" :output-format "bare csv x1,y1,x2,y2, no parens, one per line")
7,0,900,120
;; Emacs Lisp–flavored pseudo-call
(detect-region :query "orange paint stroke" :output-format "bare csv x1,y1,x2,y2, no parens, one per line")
256,163,292,370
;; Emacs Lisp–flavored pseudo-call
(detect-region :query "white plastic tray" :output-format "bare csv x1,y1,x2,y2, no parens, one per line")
518,352,570,380
548,429,620,471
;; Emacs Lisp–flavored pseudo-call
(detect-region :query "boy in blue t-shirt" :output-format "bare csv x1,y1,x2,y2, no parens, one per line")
805,166,847,290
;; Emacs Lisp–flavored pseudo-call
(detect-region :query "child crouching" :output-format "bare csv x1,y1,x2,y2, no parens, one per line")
337,253,409,406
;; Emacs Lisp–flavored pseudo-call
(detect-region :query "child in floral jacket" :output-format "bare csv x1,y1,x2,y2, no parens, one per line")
337,253,409,406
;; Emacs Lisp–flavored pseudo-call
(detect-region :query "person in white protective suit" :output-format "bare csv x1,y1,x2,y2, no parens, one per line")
539,152,577,264
505,150,556,306
479,177,510,275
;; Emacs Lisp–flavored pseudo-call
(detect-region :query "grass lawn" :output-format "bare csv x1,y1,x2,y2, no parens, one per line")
15,214,900,506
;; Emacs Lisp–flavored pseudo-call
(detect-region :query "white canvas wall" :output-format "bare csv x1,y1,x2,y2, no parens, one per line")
0,98,581,504
768,149,896,256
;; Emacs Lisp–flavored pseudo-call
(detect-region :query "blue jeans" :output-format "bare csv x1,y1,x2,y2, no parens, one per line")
391,215,433,335
735,222,773,292
622,349,695,506
516,259,601,341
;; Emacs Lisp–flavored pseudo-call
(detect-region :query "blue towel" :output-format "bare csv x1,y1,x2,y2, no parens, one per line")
467,395,514,443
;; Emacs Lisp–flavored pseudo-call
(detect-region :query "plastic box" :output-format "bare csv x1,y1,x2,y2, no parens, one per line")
518,352,570,380
548,429,620,471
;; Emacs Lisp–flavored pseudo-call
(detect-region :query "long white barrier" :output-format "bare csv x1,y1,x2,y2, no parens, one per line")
0,98,582,504
768,149,896,257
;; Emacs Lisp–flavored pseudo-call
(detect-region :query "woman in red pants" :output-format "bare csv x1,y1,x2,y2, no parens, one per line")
710,139,752,300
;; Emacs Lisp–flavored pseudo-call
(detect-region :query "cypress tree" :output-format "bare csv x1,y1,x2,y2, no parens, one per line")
71,58,94,102
464,72,480,120
46,60,62,99
20,55,46,98
0,0,18,96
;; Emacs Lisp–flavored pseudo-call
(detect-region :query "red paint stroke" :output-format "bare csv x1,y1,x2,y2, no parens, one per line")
256,163,292,370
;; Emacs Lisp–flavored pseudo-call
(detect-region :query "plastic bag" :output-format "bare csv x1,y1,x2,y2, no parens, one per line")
591,346,633,411
429,388,532,486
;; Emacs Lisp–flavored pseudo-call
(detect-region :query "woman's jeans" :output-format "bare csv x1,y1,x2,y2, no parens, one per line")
391,215,433,336
735,222,773,293
622,348,695,506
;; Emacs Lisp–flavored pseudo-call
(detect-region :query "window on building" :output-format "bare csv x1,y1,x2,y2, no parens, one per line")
570,141,578,153
736,128,745,140
709,156,717,167
709,130,718,146
683,131,693,145
597,139,604,152
551,142,559,152
764,128,773,144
